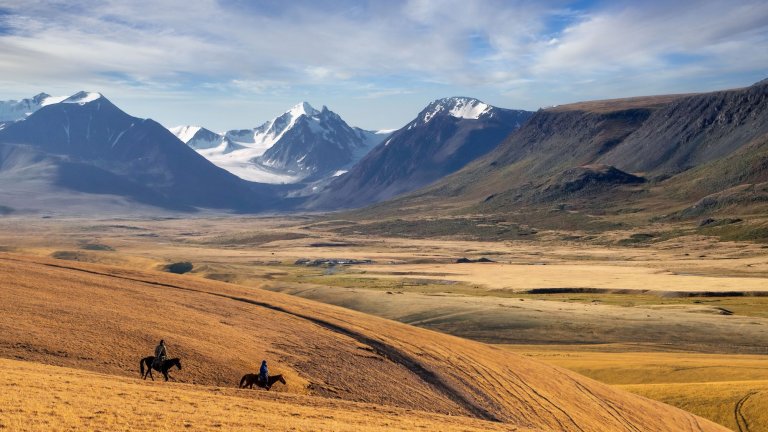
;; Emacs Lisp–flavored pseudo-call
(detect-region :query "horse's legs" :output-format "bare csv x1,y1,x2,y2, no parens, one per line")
163,369,169,382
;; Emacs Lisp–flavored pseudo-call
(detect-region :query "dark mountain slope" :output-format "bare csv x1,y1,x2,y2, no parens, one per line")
600,80,768,174
355,80,768,224
307,97,532,210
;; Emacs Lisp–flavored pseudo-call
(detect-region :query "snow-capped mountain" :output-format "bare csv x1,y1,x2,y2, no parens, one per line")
0,92,66,124
255,104,385,181
170,102,388,184
0,91,279,213
307,97,533,209
169,126,222,150
416,97,494,124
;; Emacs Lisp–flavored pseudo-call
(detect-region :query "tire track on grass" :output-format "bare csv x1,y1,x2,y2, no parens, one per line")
735,391,756,432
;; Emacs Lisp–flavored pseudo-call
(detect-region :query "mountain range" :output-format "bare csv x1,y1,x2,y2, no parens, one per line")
0,79,765,220
170,102,389,184
0,92,280,214
364,79,768,228
0,92,67,126
307,97,532,209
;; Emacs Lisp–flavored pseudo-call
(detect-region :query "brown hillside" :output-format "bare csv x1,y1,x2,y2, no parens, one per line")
0,253,726,431
1,358,521,432
545,93,695,113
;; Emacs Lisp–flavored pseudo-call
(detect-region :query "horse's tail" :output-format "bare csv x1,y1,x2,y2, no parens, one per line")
239,374,247,388
140,358,145,376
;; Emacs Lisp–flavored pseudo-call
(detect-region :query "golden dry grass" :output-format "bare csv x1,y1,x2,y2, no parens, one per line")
0,252,726,431
544,93,698,113
351,262,768,293
0,358,520,432
510,348,768,385
620,381,768,432
506,345,768,432
1,216,766,431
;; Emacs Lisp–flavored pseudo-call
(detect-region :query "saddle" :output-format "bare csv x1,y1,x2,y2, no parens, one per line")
152,356,166,368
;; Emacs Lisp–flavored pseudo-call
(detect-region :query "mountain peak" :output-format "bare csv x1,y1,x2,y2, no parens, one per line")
31,93,52,104
420,97,491,123
288,101,319,118
62,91,104,105
0,92,68,122
169,125,203,143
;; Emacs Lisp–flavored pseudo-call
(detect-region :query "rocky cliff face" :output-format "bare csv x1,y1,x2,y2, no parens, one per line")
600,80,768,175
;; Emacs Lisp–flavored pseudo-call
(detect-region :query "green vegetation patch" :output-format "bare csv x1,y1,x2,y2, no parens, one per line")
698,221,768,243
617,232,658,245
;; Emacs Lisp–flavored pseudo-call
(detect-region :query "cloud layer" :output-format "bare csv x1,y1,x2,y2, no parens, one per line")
1,0,766,130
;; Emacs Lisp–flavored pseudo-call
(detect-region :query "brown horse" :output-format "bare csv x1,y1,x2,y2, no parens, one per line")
140,356,182,382
239,373,286,390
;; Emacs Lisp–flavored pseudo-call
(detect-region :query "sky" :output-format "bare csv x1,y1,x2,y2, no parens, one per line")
0,0,767,131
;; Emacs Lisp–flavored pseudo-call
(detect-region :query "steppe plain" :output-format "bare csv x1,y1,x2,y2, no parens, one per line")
1,214,766,431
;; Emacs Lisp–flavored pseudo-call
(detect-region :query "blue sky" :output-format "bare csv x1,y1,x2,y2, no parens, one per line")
0,0,766,131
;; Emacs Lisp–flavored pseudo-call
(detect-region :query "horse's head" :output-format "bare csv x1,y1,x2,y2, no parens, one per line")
173,358,182,370
278,375,286,384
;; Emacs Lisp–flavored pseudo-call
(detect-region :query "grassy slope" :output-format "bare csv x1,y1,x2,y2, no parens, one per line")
0,252,726,432
507,346,768,432
0,358,517,432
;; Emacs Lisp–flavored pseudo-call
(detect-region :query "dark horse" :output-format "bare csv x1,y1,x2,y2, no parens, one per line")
140,356,182,382
239,373,286,390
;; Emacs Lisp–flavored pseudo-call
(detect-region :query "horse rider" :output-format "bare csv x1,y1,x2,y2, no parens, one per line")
259,360,269,386
153,339,167,370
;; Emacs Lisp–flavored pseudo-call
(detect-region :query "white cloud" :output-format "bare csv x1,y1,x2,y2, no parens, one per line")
0,0,765,130
533,1,768,77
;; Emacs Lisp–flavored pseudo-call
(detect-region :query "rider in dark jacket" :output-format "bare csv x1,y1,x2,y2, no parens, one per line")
153,340,167,369
259,360,269,386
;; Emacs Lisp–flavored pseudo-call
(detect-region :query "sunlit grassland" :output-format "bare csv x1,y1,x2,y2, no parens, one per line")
506,345,768,432
0,358,516,432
